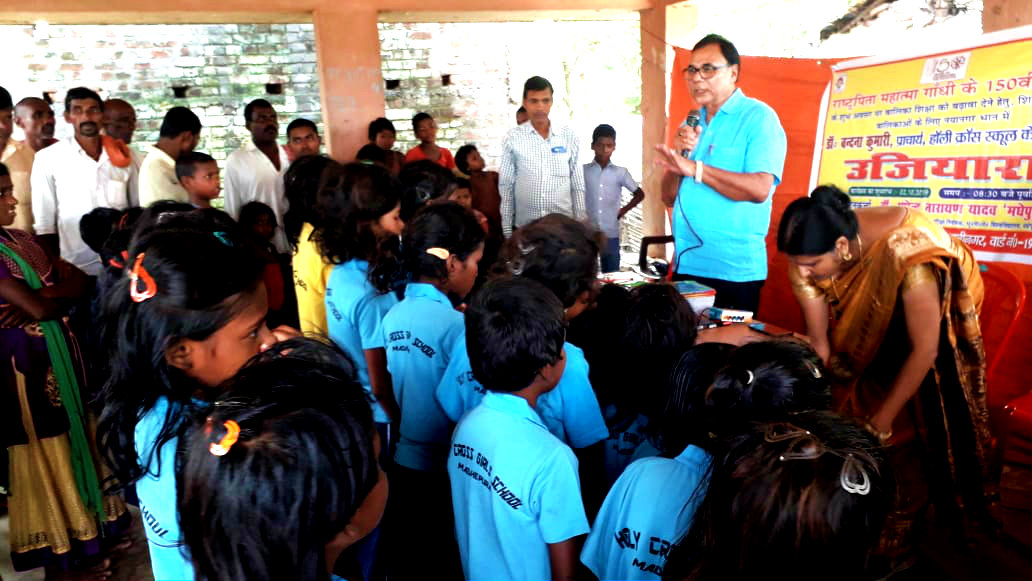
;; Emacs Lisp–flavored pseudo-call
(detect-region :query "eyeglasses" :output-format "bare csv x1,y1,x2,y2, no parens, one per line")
684,63,730,80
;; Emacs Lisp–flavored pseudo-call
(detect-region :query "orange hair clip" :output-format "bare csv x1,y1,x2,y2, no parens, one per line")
129,253,157,303
208,419,241,457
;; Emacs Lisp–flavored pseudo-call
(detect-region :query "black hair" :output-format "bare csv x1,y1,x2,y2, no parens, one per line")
465,277,566,393
663,343,736,456
592,124,616,143
283,155,334,251
64,87,103,113
664,411,893,581
455,144,478,175
400,202,484,287
495,213,601,308
522,76,554,99
692,34,741,67
398,160,456,222
159,106,202,139
244,99,274,124
356,144,386,164
705,339,831,439
175,151,216,181
411,112,433,131
516,106,527,114
286,118,318,136
618,283,699,427
177,338,378,581
368,117,396,141
79,207,124,254
0,161,8,178
0,86,11,110
453,177,471,191
313,162,402,293
566,283,632,408
239,201,276,230
97,214,266,489
777,185,860,256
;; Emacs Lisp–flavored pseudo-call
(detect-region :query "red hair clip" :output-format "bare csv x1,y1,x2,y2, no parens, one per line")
129,253,157,303
207,419,241,457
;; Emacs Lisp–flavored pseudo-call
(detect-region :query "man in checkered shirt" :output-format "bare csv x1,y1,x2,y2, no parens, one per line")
499,76,586,237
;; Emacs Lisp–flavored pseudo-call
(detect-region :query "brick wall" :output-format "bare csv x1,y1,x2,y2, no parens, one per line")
379,20,646,250
1,23,322,163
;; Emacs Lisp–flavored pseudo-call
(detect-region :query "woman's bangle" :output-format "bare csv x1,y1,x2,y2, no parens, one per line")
864,421,893,443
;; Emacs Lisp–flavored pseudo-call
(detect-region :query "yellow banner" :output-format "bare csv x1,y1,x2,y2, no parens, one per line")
816,29,1032,262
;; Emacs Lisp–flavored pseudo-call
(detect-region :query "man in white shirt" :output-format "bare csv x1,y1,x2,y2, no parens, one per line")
1,86,35,233
31,87,137,276
14,97,57,153
499,76,586,237
224,98,290,252
138,107,201,206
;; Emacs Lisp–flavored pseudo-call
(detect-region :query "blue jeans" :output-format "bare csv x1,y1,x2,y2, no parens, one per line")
601,237,620,273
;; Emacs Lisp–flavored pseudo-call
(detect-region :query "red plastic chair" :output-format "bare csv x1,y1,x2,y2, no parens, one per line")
980,262,1032,548
980,263,1026,387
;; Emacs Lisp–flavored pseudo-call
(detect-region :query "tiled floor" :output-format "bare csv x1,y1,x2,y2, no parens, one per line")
0,506,153,581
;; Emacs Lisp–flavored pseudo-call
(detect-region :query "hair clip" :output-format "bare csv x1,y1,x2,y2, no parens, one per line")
426,247,450,260
744,369,754,385
517,242,535,256
108,249,129,269
806,360,823,379
129,253,157,303
510,258,525,276
207,419,241,457
840,453,871,496
213,231,232,246
414,181,434,203
765,422,874,496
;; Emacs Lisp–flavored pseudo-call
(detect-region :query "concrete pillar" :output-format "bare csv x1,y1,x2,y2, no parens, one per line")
313,7,385,160
983,0,1032,32
639,1,667,248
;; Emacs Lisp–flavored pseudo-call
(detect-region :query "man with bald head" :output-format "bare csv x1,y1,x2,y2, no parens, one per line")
104,97,144,181
1,87,36,231
14,97,57,153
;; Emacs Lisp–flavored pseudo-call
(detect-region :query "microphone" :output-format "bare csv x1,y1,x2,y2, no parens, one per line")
681,110,701,158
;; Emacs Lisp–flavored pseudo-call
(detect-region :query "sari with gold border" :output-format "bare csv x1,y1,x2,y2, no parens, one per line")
789,208,993,558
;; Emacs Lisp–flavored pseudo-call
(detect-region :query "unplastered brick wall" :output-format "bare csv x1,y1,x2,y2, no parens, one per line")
3,24,322,163
378,19,645,249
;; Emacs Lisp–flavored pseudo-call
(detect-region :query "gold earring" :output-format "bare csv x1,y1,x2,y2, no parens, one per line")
840,249,852,262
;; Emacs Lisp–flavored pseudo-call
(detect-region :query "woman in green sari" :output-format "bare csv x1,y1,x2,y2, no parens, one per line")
0,162,128,578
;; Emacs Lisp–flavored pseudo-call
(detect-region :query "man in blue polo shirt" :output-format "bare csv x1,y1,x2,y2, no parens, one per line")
655,34,787,313
448,277,589,581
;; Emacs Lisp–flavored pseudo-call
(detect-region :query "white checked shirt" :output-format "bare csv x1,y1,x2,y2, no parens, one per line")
224,139,290,253
499,121,586,236
31,136,137,275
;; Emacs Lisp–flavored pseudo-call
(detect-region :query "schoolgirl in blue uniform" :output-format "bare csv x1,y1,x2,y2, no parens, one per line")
97,213,293,581
320,163,405,429
435,214,609,451
177,339,387,581
582,339,833,580
378,202,483,578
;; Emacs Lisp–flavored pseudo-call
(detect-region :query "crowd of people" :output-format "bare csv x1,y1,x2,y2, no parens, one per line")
0,32,996,581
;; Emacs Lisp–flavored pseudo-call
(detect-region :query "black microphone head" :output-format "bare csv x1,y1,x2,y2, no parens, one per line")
685,109,701,128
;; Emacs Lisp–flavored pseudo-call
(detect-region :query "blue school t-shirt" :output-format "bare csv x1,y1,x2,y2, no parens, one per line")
449,392,590,580
672,88,787,281
325,259,399,424
382,282,463,471
135,396,196,581
435,339,608,449
580,445,711,580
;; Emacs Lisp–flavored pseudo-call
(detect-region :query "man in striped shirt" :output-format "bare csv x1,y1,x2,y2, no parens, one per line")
499,76,586,237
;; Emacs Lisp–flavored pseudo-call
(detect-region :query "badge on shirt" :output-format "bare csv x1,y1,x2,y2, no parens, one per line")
551,146,567,154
